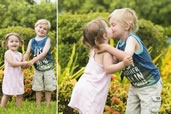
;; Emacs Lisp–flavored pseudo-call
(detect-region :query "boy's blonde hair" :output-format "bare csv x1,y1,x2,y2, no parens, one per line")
35,19,51,30
109,8,138,32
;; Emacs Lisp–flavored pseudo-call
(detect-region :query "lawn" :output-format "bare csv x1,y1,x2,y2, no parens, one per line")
0,101,57,114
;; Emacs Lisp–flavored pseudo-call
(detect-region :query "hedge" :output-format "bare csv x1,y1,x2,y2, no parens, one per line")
58,12,168,70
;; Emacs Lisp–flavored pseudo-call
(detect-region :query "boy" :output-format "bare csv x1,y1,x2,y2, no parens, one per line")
101,8,162,114
23,19,56,108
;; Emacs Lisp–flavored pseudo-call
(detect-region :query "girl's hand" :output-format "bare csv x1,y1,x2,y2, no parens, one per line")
123,56,133,67
27,60,34,67
21,61,29,69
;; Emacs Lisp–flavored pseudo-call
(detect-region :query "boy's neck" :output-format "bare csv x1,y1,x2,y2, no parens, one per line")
120,31,131,42
36,35,46,39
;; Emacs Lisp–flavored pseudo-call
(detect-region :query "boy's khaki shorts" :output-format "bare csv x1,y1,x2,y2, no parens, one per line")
125,79,162,114
32,69,57,91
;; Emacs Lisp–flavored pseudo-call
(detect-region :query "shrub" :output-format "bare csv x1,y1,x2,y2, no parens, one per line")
160,46,171,114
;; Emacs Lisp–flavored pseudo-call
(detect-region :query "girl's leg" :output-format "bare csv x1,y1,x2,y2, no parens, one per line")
1,95,10,108
45,91,51,108
36,91,42,108
16,95,23,107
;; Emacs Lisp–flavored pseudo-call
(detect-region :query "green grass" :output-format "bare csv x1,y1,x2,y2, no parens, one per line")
0,100,57,114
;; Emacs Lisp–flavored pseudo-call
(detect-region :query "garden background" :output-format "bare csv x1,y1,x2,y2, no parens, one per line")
0,0,57,114
58,0,171,114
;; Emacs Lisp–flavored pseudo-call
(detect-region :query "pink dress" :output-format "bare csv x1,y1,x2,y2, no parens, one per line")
68,50,112,114
2,50,24,95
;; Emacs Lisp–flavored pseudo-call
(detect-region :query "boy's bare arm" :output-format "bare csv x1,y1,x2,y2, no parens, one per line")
124,36,137,56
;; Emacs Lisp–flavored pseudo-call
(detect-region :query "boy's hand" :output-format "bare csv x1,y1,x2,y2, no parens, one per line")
123,56,133,67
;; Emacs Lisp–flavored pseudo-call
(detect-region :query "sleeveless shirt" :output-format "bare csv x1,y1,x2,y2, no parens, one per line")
117,33,160,88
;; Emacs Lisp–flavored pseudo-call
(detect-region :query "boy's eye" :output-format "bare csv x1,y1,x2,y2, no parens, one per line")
111,23,115,27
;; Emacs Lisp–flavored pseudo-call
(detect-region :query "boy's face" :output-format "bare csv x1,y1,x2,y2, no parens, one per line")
109,16,125,39
35,23,49,38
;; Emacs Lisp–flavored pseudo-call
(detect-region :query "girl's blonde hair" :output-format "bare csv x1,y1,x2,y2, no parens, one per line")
83,18,107,49
2,32,24,48
35,19,51,30
109,8,138,32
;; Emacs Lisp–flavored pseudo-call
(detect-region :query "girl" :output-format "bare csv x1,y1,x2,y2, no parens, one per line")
68,18,132,114
1,32,28,108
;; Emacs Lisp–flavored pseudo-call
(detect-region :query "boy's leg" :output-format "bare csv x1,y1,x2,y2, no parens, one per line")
36,91,42,108
125,86,140,114
45,91,51,107
16,94,23,107
1,95,10,108
139,80,162,114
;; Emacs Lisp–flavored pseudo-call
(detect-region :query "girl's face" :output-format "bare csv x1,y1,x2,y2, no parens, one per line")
35,23,49,38
109,17,126,39
102,21,113,40
7,35,20,51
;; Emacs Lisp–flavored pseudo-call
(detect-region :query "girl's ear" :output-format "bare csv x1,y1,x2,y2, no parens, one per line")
103,33,108,40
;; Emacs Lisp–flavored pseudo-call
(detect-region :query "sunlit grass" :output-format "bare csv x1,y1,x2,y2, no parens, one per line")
0,101,57,114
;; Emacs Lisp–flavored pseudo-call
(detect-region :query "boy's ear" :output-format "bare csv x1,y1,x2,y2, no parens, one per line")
125,24,130,31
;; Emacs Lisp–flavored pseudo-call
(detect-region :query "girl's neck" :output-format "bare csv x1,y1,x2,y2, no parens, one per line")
9,49,18,53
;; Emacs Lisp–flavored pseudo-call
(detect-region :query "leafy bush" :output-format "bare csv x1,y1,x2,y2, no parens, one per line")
58,45,84,113
160,46,171,114
58,13,168,70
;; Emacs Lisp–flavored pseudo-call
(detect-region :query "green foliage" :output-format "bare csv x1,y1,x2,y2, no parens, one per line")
137,19,168,59
58,13,168,70
165,26,171,37
59,0,171,27
0,1,56,30
58,45,84,113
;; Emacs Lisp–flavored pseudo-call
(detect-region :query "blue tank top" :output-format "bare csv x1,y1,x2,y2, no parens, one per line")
31,36,54,71
117,33,160,88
